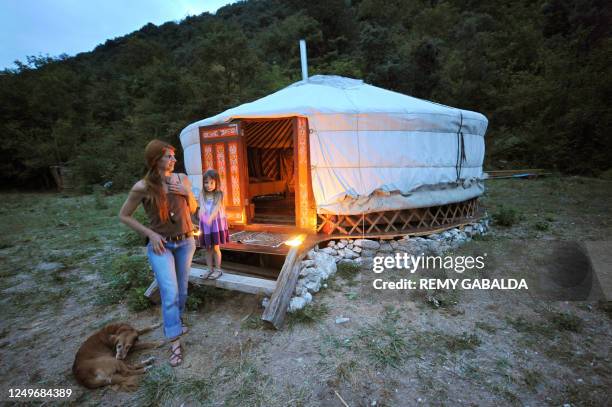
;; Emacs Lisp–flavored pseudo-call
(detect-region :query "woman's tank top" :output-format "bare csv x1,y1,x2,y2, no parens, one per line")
142,176,193,237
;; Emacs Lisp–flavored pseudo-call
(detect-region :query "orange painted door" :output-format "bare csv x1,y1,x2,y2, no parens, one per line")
199,123,247,225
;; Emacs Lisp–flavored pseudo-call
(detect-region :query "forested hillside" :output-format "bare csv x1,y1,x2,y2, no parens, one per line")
1,0,610,189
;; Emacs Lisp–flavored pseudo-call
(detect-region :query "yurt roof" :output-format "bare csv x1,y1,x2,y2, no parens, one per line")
180,75,488,136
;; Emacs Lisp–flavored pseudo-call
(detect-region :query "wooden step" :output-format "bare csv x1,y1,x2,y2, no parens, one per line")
252,214,295,224
255,206,295,215
193,259,279,280
190,265,276,295
144,266,276,300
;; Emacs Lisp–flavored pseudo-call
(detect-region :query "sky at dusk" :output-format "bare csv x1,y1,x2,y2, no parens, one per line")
0,0,236,70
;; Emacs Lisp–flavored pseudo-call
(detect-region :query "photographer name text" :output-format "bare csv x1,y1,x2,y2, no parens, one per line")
371,253,528,290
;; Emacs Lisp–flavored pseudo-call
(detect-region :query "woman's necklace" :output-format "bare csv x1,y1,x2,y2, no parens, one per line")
164,174,176,222
164,174,176,185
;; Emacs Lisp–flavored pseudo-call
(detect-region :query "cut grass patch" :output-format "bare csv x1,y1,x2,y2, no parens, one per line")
286,303,329,327
412,331,482,355
522,368,541,391
351,307,410,368
241,315,267,330
548,311,583,332
137,364,214,406
505,316,555,338
475,321,497,333
224,360,273,407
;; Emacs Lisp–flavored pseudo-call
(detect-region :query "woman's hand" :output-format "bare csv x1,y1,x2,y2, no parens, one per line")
167,183,190,196
148,232,167,254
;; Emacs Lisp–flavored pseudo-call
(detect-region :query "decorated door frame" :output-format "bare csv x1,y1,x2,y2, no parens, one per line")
199,123,248,225
292,117,317,232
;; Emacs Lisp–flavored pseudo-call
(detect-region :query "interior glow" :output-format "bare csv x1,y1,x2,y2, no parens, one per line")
284,236,304,247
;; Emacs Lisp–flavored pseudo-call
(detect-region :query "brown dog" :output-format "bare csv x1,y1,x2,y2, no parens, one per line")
72,322,163,391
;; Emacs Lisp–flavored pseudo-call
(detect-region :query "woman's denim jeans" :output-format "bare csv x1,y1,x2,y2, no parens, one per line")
146,237,196,339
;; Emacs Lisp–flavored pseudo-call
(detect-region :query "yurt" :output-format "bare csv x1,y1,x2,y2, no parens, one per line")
179,75,488,236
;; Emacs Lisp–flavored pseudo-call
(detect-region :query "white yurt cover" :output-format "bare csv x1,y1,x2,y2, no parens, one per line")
180,75,488,215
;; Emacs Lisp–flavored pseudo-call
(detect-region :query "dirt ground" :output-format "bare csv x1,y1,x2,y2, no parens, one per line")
0,176,610,406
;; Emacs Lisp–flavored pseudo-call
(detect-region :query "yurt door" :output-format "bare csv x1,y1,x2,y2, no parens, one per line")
199,123,248,225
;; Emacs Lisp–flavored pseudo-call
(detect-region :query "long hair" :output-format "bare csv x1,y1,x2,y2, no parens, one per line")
144,139,175,222
202,168,223,208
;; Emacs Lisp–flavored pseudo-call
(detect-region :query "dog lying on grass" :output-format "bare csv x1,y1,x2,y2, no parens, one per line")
72,322,163,391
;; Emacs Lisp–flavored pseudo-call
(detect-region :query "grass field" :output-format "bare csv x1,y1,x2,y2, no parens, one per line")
0,176,610,406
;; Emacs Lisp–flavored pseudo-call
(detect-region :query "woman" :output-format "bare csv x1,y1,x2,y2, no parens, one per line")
119,139,197,367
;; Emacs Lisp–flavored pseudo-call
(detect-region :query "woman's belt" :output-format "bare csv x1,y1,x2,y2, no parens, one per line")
165,231,194,242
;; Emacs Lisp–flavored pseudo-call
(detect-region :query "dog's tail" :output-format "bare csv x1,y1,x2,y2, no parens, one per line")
137,322,161,335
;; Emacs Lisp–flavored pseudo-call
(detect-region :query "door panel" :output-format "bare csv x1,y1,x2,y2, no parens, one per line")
199,123,247,225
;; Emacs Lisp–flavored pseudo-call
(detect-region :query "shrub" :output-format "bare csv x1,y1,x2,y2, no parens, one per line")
286,303,329,327
492,206,520,227
98,253,153,310
549,312,582,332
93,186,108,210
533,221,549,231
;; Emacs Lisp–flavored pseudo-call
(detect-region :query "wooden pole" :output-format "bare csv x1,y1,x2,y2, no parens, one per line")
261,234,306,329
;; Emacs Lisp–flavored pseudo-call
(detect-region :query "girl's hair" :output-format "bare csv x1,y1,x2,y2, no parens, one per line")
202,168,223,206
143,139,175,222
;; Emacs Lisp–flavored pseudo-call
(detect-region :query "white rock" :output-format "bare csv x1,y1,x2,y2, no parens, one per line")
289,296,307,312
347,243,354,249
343,248,359,259
353,239,380,250
301,259,315,268
320,247,337,256
360,249,377,258
295,283,308,296
379,243,393,252
35,262,64,272
305,272,322,285
389,240,399,249
335,317,350,324
261,297,270,308
337,248,345,258
310,251,337,278
302,292,312,304
327,240,336,247
337,242,346,249
306,249,317,260
395,240,421,254
305,279,321,293
340,239,349,245
353,246,362,253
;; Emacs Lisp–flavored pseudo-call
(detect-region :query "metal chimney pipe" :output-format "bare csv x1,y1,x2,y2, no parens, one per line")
299,39,308,81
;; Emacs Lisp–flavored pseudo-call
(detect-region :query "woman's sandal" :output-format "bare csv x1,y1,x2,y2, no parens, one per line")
207,268,223,280
180,317,189,335
200,268,213,279
169,342,183,367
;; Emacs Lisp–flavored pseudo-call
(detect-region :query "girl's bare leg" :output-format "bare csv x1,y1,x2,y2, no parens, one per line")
205,248,215,275
213,245,222,269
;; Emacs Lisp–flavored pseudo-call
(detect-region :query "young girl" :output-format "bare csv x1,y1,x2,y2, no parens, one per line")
199,169,230,279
